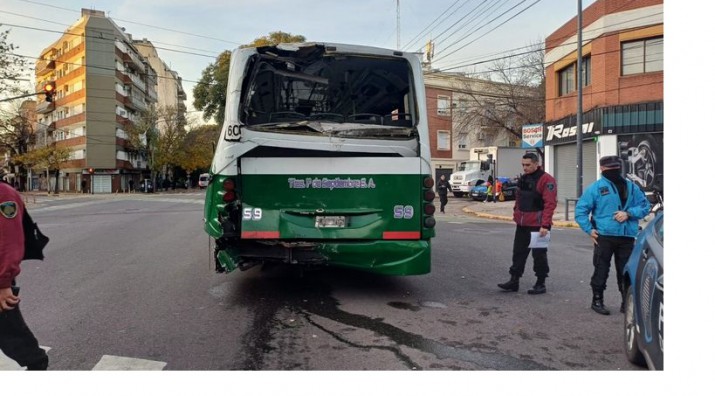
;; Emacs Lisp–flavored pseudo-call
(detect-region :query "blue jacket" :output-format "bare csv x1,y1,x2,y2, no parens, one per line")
575,176,651,238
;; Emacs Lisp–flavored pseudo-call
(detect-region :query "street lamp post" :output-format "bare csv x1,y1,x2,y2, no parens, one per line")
576,0,584,198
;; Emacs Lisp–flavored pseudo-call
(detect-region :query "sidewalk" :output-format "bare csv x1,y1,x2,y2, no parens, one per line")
460,199,579,228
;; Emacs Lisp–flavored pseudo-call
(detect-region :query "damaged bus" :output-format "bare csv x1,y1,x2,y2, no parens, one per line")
203,42,435,275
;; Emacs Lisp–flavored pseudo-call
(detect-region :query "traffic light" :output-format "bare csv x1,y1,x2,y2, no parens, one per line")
43,82,56,103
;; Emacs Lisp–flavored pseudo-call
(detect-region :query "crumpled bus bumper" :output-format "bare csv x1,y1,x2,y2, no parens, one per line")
216,240,431,275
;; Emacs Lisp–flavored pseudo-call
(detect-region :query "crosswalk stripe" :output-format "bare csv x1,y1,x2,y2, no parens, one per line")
0,346,51,370
1,349,166,370
92,355,166,370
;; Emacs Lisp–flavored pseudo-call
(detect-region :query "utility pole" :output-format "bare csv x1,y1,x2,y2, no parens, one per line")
576,0,584,197
396,0,401,49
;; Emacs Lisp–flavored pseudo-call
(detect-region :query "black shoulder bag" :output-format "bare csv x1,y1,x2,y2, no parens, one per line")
22,208,49,260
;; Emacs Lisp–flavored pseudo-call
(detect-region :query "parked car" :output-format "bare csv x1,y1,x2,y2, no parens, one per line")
622,209,663,370
139,179,154,193
469,176,518,201
198,173,210,189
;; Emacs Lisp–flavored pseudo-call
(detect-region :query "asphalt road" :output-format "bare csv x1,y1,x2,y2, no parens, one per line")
3,193,642,371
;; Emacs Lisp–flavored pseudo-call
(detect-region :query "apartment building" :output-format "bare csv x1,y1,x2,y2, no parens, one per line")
424,70,529,181
543,0,663,197
134,38,187,129
34,8,159,193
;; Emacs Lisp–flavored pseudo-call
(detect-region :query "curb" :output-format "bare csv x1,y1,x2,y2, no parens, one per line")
461,206,579,228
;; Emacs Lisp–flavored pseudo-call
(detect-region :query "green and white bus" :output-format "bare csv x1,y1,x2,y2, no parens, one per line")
203,42,435,275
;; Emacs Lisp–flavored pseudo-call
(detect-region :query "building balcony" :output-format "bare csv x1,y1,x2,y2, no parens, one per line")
55,113,86,129
56,42,85,63
130,95,147,111
56,67,85,86
54,89,85,107
36,101,55,114
35,59,56,76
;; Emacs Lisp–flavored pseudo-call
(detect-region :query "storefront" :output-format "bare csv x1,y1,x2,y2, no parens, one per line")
545,101,663,198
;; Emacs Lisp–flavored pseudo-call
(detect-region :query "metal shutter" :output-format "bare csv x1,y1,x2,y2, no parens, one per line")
92,175,112,194
554,141,596,200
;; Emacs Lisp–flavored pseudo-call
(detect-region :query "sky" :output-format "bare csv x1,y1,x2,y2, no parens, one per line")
1,0,597,122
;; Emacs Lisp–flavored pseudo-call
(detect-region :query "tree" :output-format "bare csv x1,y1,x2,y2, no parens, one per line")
0,26,28,98
126,105,187,184
193,31,306,124
176,124,220,176
457,42,545,149
15,143,71,194
0,100,36,189
193,51,230,125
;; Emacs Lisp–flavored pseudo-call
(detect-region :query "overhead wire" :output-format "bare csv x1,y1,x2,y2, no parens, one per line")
400,0,464,50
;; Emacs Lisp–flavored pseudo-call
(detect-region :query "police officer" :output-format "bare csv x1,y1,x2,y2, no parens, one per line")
575,156,650,315
436,174,452,213
498,153,557,294
0,167,49,370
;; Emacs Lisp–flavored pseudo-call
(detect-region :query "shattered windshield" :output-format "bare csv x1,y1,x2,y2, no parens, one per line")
240,47,416,135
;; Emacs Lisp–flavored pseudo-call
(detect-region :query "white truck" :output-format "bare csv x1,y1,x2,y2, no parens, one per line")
448,146,533,198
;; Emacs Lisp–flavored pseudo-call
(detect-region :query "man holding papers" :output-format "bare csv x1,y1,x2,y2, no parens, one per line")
498,153,557,295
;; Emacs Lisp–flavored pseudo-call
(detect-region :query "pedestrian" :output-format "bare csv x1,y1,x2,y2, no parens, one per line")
0,167,49,370
574,155,650,315
494,178,503,202
128,179,134,193
436,175,452,213
485,175,493,202
497,153,557,294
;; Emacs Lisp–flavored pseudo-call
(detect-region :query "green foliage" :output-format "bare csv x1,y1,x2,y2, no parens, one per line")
193,31,306,124
15,144,71,172
126,105,187,176
176,124,220,173
193,51,230,125
0,26,28,98
241,31,306,48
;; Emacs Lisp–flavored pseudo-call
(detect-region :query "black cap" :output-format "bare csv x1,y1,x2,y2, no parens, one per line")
599,155,621,169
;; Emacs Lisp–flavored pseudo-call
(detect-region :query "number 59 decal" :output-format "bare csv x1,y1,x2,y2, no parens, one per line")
393,205,414,219
243,207,262,220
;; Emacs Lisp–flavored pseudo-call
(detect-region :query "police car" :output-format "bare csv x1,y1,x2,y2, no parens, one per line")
622,209,663,370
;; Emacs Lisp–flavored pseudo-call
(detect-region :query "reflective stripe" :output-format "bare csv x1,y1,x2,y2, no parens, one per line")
382,231,420,240
241,231,280,239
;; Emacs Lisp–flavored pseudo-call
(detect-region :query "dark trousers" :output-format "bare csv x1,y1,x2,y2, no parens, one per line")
439,194,448,212
591,235,635,293
510,225,549,278
0,297,48,369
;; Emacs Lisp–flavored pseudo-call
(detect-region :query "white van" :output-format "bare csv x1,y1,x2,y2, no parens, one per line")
198,173,210,189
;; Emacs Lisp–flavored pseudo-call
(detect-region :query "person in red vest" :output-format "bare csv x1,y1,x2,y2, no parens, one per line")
0,167,49,370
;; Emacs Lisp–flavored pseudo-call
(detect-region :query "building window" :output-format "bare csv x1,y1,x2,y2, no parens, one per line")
558,64,575,96
582,56,591,86
437,130,450,150
437,95,451,116
457,133,468,150
622,37,663,75
558,56,590,95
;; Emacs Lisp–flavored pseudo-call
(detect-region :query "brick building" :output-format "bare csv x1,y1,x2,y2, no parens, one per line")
543,0,663,198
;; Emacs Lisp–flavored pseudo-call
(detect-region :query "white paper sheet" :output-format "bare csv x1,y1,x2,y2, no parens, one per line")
529,231,551,248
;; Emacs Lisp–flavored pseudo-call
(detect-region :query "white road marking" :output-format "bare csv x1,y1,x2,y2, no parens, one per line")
0,346,51,370
1,349,166,371
92,355,167,370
